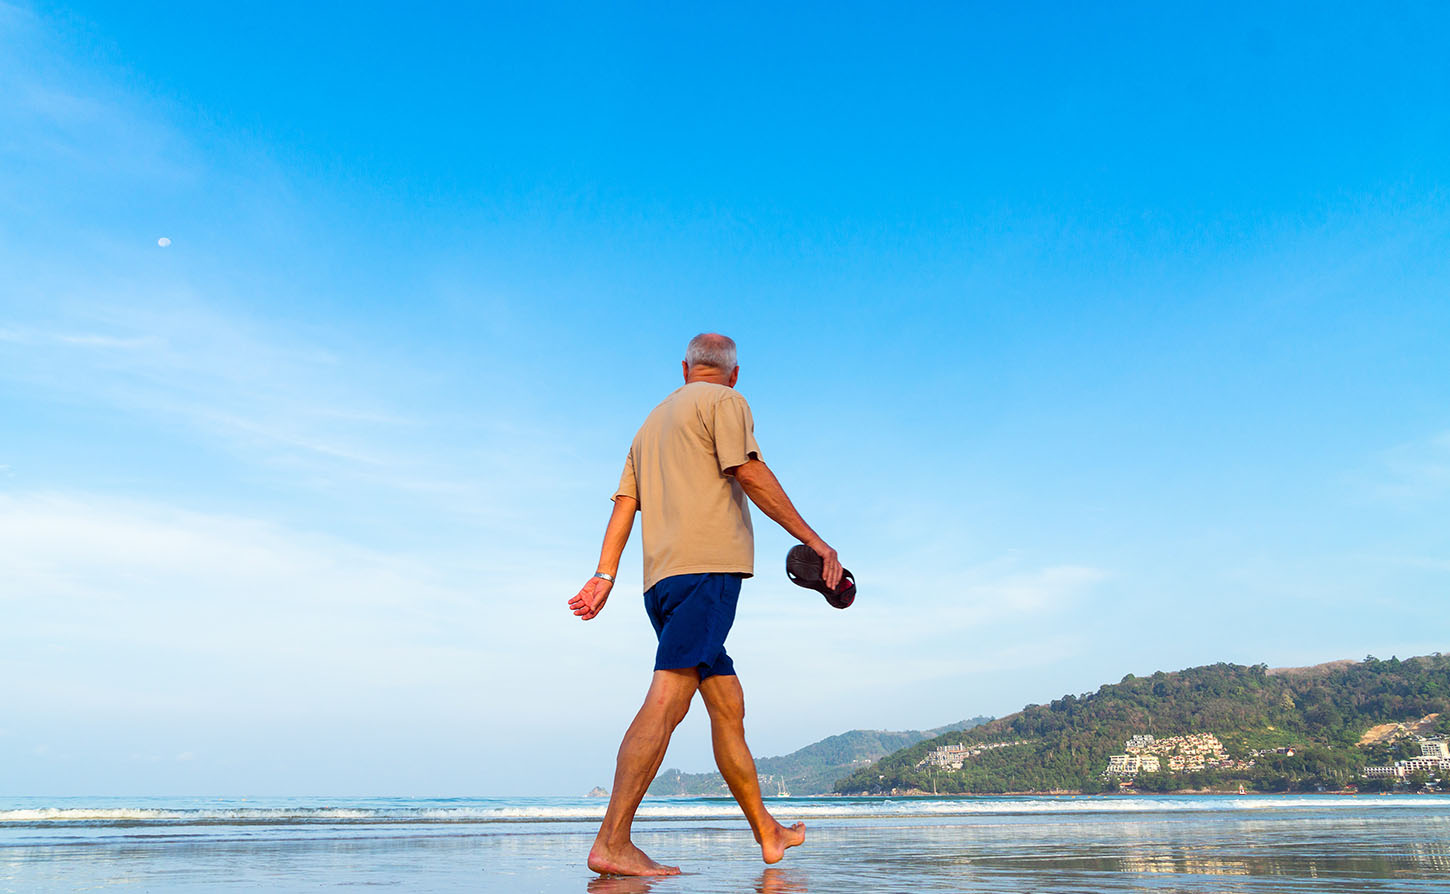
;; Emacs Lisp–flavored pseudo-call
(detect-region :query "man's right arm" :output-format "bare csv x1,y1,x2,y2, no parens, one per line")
568,495,638,621
729,459,843,589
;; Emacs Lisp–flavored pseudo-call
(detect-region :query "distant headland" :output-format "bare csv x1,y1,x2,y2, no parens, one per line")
645,653,1450,798
835,653,1449,795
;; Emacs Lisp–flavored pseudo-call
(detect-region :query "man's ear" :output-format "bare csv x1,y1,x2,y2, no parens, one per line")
727,366,739,388
682,360,690,382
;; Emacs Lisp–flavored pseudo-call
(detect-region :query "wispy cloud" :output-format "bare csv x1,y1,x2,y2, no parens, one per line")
0,492,550,704
0,8,194,184
0,295,599,541
0,5,607,556
1361,430,1450,503
3,305,393,457
54,333,165,349
729,543,1109,717
0,325,163,350
0,487,667,792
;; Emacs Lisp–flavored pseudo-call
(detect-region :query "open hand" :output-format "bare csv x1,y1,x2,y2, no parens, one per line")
808,538,844,590
569,576,614,621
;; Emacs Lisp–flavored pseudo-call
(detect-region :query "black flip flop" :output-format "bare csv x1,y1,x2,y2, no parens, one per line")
786,544,856,609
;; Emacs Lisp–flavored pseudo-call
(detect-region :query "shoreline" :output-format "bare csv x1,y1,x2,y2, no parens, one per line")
764,788,1400,798
651,787,1437,799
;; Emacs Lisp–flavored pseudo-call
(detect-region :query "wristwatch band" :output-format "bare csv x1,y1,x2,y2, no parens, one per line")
593,571,616,583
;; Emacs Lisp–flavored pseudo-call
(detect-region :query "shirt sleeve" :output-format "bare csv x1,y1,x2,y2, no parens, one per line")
614,447,639,505
712,393,763,473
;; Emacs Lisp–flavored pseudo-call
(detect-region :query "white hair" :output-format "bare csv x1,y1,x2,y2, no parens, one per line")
685,333,738,372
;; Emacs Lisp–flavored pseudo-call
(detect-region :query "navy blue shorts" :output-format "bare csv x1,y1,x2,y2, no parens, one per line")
644,572,741,679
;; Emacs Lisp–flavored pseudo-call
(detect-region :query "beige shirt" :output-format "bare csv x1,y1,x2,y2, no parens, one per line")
615,382,762,592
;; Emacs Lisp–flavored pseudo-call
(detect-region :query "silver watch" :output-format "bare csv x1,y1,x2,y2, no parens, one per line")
592,571,616,583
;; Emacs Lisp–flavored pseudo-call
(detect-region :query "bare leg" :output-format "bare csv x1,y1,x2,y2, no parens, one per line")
699,673,805,864
588,669,700,876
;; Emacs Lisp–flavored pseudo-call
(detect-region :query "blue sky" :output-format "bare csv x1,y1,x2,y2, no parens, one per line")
2,1,1447,796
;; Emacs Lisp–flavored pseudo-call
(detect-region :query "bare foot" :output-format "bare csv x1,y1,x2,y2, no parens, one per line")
757,821,806,864
587,841,681,877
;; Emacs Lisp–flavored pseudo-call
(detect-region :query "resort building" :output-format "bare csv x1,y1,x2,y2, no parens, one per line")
1111,732,1244,773
1104,754,1161,776
921,744,971,770
1400,757,1450,775
917,740,1030,771
1360,750,1450,780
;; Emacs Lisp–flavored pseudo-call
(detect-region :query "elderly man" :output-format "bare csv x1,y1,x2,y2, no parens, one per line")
569,333,844,877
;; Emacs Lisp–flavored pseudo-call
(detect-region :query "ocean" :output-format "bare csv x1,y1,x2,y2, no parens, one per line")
3,794,1448,892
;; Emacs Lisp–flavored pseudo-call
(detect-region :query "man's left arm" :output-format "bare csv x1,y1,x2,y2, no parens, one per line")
711,393,845,590
730,459,844,590
568,495,638,621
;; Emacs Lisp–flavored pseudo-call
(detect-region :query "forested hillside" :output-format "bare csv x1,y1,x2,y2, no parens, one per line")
835,654,1450,794
649,717,991,796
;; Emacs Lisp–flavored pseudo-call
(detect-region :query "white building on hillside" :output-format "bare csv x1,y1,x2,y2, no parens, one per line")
1105,754,1160,776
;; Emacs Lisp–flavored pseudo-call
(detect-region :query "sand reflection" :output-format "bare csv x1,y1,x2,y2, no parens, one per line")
586,867,808,893
586,875,661,894
756,867,808,892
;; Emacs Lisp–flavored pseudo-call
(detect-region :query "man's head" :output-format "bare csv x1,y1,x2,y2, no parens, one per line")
683,333,739,387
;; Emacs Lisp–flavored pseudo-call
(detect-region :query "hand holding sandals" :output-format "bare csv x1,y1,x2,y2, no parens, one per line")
805,537,843,591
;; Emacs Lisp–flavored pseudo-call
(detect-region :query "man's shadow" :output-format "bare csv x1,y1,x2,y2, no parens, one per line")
585,868,807,893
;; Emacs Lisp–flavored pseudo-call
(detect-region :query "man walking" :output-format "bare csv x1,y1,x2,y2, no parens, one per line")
568,333,844,877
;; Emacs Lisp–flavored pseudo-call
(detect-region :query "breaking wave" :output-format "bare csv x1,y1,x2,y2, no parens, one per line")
3,795,1446,828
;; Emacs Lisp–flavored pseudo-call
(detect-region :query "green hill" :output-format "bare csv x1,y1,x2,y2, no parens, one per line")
648,717,991,796
835,653,1450,795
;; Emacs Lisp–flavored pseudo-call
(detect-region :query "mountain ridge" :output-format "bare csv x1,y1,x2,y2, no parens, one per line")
647,717,992,796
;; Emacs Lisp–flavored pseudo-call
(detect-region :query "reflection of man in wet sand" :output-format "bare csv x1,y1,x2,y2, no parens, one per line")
569,333,844,877
586,867,807,893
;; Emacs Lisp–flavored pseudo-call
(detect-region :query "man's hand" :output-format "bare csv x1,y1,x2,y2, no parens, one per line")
573,496,636,623
569,576,614,621
807,537,844,590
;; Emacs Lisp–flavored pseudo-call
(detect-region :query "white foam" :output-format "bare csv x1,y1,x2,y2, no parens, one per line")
2,795,1445,827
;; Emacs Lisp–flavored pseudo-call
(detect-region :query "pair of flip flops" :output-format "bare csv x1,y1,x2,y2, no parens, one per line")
786,545,856,609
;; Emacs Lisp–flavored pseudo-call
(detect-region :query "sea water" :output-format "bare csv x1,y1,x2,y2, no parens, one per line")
3,794,1448,892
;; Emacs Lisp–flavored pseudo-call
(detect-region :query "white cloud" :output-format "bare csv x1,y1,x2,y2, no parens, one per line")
700,538,1110,758
0,12,195,184
55,333,164,349
0,492,554,713
1363,430,1450,503
0,297,601,543
0,487,1111,792
0,488,673,793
